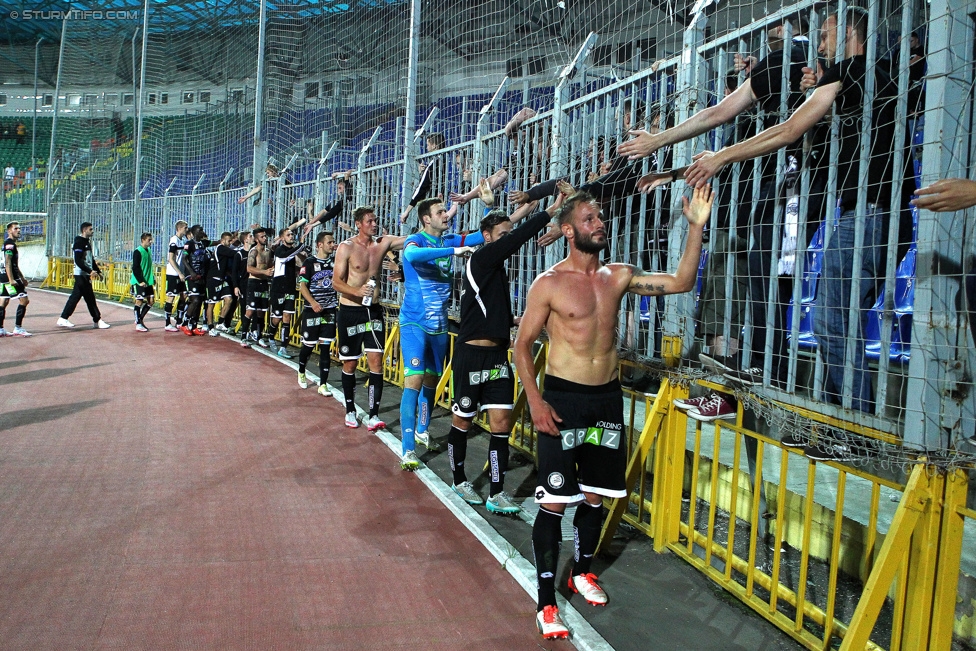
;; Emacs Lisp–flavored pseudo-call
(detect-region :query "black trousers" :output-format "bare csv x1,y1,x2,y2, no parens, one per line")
61,274,101,322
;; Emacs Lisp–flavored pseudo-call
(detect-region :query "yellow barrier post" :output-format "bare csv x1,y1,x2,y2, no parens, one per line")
839,464,931,651
597,379,672,554
929,469,968,650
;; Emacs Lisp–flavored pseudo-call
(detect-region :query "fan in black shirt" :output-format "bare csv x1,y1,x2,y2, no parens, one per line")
620,13,816,388
684,7,900,452
447,193,566,514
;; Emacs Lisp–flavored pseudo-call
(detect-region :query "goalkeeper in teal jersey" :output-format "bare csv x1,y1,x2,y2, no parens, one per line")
397,198,482,470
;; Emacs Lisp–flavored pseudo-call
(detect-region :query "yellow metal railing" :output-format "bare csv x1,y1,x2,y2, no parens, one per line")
42,255,973,650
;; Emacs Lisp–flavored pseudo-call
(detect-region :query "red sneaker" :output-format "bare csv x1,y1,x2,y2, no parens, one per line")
673,394,710,411
180,325,193,336
686,394,736,422
191,328,207,336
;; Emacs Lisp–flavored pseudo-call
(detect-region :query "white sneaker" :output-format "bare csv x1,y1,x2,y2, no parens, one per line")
135,324,149,332
452,481,483,505
0,327,8,336
257,337,270,348
96,320,111,329
400,450,421,471
317,384,331,396
199,324,209,332
215,323,229,332
415,430,439,451
164,324,179,332
298,372,308,389
366,416,386,432
344,412,359,428
207,328,219,337
568,573,608,606
56,318,75,328
11,326,32,337
536,605,569,640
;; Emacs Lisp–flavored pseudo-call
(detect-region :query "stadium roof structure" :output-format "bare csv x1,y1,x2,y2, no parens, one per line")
1,0,406,44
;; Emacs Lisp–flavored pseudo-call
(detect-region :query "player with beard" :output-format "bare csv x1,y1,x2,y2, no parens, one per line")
297,231,339,390
513,187,711,640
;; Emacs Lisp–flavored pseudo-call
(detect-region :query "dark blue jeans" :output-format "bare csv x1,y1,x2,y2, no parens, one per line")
814,207,885,413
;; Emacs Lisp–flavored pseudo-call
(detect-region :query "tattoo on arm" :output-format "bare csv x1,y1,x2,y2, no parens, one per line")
632,281,667,294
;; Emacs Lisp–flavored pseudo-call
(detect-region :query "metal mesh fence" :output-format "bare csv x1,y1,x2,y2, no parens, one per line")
11,0,974,476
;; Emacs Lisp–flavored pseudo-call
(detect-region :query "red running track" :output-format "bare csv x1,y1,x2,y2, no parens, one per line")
0,290,574,650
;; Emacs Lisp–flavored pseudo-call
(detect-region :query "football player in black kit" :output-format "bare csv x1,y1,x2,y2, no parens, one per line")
206,232,237,336
180,224,209,336
268,227,307,359
223,230,253,334
296,231,339,391
1,221,31,336
448,192,565,513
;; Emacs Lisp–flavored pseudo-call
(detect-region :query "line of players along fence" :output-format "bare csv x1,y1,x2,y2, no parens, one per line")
39,0,976,648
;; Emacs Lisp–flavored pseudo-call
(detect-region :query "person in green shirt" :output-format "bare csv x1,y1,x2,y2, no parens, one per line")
130,232,156,332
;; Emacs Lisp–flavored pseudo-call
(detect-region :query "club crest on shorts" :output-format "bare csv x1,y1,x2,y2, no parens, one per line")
411,357,421,367
340,345,349,354
548,472,565,489
460,397,472,408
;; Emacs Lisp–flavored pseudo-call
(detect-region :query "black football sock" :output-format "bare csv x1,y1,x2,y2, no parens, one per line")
342,371,356,414
140,303,151,324
367,372,384,418
15,303,25,327
133,304,141,323
164,301,173,325
280,321,291,344
571,501,604,576
447,426,468,485
298,344,313,374
319,346,331,383
532,506,564,610
488,433,510,496
240,315,251,337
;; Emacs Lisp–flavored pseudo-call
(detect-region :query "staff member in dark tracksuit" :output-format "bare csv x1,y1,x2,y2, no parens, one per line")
57,221,111,329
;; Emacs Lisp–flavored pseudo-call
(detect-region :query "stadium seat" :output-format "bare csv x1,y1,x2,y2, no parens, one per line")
785,299,818,350
801,221,825,302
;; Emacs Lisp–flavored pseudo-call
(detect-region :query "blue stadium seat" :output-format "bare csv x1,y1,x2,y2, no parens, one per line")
801,221,825,302
785,299,818,350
